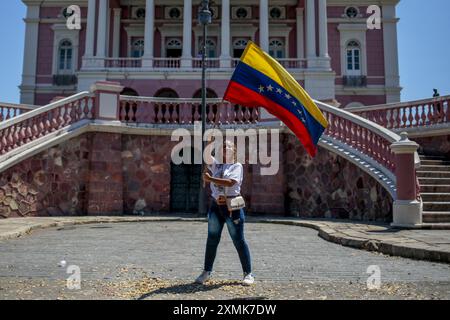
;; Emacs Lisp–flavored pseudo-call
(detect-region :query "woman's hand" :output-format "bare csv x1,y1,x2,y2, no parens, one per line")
217,195,227,206
203,172,212,184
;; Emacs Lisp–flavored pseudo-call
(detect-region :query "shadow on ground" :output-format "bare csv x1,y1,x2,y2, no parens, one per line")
137,281,244,300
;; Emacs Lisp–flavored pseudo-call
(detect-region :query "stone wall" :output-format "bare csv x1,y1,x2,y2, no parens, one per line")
284,134,393,222
0,132,393,221
121,135,174,214
0,134,91,218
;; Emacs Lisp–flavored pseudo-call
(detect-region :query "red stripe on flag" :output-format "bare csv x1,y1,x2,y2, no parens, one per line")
224,80,318,157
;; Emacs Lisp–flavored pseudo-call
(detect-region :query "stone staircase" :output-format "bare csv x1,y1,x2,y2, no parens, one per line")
418,154,450,229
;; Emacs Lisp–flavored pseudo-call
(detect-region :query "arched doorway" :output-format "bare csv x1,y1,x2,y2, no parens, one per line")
155,88,179,98
121,87,139,96
166,38,183,58
170,147,202,213
233,38,248,58
192,88,218,99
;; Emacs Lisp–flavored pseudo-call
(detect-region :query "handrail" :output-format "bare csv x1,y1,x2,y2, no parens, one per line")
347,96,450,130
0,92,92,130
1,102,38,121
347,95,450,112
119,95,259,125
315,100,401,143
0,92,95,156
315,100,401,175
0,102,37,111
121,95,224,104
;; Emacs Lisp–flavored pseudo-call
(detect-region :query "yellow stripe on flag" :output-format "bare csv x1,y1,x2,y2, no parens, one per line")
240,41,328,128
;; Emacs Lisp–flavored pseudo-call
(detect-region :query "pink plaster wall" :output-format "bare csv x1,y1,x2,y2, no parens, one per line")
366,29,385,77
336,95,387,108
115,79,230,98
36,24,54,77
328,23,341,75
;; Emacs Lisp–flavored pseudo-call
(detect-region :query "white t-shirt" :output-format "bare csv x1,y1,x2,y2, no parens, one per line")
208,157,243,200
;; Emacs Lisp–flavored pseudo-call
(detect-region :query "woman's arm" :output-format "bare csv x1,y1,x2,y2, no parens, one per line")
203,172,237,188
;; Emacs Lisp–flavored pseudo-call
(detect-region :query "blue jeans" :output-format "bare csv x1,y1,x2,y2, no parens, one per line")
203,202,252,274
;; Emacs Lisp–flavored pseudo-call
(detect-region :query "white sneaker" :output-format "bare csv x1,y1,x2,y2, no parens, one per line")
242,273,255,286
195,271,211,284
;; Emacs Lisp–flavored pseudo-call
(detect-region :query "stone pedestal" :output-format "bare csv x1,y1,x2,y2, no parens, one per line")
390,132,422,228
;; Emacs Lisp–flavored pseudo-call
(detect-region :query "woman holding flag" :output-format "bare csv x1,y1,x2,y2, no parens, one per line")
195,140,254,286
195,41,327,287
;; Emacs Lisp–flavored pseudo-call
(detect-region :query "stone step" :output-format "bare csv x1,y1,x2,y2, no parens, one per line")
423,202,450,211
419,155,447,161
421,193,450,202
420,185,450,193
419,165,450,172
418,178,450,185
416,171,450,178
420,159,450,166
421,223,450,230
423,212,450,223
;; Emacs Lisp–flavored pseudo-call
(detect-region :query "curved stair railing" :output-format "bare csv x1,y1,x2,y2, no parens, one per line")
316,101,402,198
0,82,422,227
0,92,95,158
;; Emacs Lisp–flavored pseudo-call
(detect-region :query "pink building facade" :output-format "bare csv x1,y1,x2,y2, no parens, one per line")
20,0,401,108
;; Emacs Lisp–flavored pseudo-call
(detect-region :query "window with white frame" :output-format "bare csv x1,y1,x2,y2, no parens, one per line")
131,38,145,57
199,38,217,58
58,39,73,73
346,40,361,75
166,38,183,58
269,39,285,59
233,38,248,58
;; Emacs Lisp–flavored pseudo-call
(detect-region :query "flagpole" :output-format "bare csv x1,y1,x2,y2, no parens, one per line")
198,0,211,215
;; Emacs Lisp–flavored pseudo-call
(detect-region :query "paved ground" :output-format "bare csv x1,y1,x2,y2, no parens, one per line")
0,221,449,300
1,216,450,263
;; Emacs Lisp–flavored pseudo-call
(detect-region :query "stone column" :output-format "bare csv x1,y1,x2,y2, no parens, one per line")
296,8,305,60
142,0,154,68
96,0,108,60
181,0,192,68
306,0,317,68
20,5,40,104
84,0,96,58
390,132,422,228
220,0,231,68
259,0,269,52
318,0,331,68
112,8,122,58
383,5,401,103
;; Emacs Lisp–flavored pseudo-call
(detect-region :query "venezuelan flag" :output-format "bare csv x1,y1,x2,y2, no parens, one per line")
223,41,328,157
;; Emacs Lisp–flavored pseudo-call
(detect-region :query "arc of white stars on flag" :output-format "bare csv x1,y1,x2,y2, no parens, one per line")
257,83,307,124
